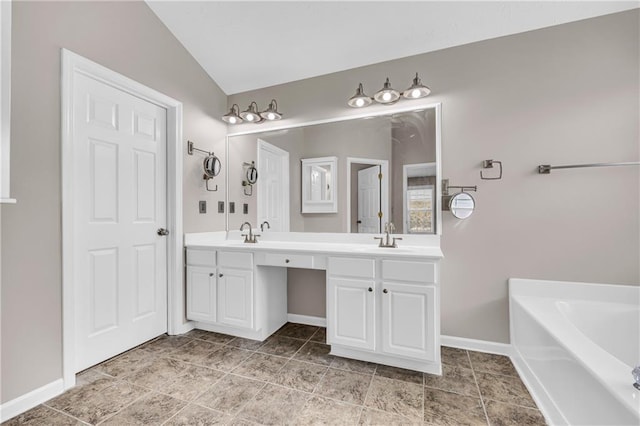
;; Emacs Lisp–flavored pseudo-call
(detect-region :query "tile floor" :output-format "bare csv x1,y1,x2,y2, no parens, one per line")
4,324,546,425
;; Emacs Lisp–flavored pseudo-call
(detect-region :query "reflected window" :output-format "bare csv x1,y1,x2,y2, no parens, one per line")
406,185,433,233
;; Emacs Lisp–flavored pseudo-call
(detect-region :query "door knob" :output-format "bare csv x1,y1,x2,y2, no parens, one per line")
157,228,169,236
219,273,224,278
383,289,388,294
285,259,290,263
209,273,214,277
368,287,373,292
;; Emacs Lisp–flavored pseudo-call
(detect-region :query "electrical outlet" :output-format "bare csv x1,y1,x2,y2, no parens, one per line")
229,202,235,214
218,201,225,213
243,203,248,214
199,200,206,214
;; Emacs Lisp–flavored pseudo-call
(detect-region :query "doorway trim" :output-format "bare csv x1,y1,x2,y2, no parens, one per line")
346,157,389,233
61,49,184,390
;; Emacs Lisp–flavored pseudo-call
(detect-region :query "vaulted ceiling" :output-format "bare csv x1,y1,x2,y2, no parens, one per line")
146,1,638,95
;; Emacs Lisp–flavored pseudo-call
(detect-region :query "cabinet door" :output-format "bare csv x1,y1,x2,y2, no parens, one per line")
327,278,375,350
381,282,436,361
217,267,254,329
186,266,216,322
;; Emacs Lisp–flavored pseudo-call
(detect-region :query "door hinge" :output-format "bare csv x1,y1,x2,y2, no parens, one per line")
377,211,383,219
378,173,383,180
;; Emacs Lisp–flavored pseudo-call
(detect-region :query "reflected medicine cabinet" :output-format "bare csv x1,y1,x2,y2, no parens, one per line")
301,156,337,213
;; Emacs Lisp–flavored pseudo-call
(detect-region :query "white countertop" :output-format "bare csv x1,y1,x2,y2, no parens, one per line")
184,231,443,259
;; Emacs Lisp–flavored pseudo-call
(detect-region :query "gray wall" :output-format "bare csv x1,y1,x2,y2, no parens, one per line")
229,10,640,343
1,1,227,403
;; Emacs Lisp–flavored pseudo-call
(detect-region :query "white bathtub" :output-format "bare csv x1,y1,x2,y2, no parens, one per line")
509,278,640,426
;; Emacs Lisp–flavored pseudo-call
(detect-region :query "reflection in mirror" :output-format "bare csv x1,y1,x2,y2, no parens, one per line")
226,106,440,234
450,192,475,219
302,157,337,213
403,163,436,233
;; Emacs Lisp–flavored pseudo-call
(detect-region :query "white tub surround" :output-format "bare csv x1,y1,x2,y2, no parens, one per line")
510,278,640,426
184,231,443,374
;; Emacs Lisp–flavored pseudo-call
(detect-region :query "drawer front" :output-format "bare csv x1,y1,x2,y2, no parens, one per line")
328,257,375,279
382,260,437,284
186,249,216,267
218,251,253,269
263,253,314,268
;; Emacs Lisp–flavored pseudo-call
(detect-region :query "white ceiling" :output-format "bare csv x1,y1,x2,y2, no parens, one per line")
146,1,638,95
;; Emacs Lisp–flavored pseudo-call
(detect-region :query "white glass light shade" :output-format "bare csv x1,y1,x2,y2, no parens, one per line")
402,73,431,99
348,83,373,108
373,78,400,104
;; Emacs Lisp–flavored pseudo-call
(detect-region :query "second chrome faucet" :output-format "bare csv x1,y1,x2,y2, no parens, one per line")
240,222,260,243
374,222,402,248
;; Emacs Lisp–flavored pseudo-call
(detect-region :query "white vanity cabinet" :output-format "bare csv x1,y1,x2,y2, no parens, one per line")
184,235,441,374
380,260,437,361
327,258,376,350
328,256,440,374
217,252,254,329
186,249,217,322
186,246,287,341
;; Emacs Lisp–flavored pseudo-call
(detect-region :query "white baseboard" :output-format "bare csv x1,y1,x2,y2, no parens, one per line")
441,335,512,357
287,314,326,327
0,379,64,423
171,320,196,336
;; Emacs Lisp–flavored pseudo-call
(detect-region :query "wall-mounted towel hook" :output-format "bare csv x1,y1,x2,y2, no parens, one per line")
480,159,502,180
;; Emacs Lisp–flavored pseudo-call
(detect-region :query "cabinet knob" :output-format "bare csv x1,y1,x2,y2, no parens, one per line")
285,259,290,263
209,273,214,277
383,289,388,294
219,273,224,277
368,287,373,292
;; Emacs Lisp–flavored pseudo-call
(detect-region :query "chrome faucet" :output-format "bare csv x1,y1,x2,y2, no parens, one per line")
374,222,402,248
260,221,271,232
240,222,260,243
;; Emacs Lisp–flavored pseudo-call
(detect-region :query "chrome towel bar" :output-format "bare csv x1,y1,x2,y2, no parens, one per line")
538,161,640,174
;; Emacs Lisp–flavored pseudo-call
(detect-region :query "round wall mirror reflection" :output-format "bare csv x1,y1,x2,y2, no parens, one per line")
246,165,258,184
450,192,475,219
203,155,221,178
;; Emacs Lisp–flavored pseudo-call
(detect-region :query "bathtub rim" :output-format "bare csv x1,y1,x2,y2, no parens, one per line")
509,278,640,425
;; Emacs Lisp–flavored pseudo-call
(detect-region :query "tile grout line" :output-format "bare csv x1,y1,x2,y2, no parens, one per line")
40,404,92,425
93,384,153,425
467,350,491,426
359,364,377,420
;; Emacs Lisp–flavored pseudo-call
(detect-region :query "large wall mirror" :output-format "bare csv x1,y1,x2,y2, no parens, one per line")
226,104,441,235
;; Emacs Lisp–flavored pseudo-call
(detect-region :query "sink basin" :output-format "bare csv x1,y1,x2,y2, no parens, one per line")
351,246,421,254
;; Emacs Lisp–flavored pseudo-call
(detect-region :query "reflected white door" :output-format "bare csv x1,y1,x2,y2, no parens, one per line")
257,140,289,231
357,165,381,233
73,73,168,371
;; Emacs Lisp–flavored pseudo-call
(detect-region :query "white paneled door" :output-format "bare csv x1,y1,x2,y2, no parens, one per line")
73,73,168,372
257,140,289,231
357,165,381,233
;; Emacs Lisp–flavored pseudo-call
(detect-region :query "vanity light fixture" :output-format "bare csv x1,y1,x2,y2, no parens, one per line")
348,73,431,108
222,104,243,124
373,77,400,104
347,83,373,108
402,73,431,99
259,99,283,121
224,100,283,124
